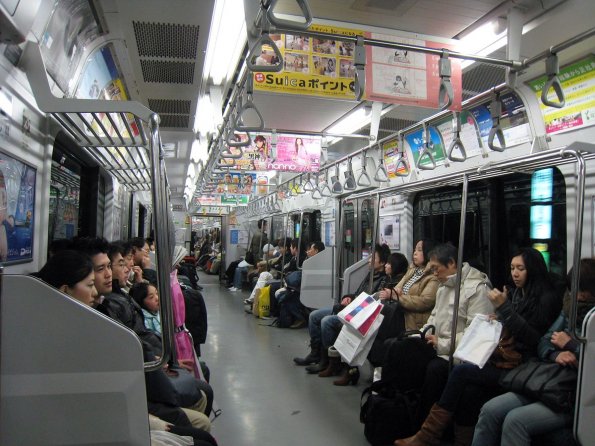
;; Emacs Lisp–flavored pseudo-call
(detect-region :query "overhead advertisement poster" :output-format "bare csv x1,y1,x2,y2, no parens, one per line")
382,137,410,179
527,54,595,135
433,110,483,160
253,24,363,99
405,127,446,169
220,133,322,173
365,33,463,110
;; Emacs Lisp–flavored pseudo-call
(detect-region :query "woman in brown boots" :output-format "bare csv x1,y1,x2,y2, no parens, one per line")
394,248,561,446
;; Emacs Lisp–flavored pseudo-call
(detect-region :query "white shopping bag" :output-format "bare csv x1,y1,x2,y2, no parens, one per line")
337,292,382,331
334,313,384,366
453,314,502,368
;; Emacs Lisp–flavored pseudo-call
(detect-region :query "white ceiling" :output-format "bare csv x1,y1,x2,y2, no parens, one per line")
93,0,553,203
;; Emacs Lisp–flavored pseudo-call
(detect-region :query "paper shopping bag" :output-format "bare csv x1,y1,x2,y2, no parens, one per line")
453,314,502,368
337,292,382,331
334,313,384,366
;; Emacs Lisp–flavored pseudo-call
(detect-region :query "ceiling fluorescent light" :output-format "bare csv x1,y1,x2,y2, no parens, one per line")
459,20,507,69
194,94,214,135
206,0,247,86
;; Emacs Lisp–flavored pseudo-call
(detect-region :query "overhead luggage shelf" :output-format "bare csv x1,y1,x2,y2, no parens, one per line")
21,41,157,192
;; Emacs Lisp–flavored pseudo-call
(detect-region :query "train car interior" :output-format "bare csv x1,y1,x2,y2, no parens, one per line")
1,0,595,444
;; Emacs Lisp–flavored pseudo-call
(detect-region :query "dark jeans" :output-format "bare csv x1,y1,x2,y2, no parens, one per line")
438,362,504,426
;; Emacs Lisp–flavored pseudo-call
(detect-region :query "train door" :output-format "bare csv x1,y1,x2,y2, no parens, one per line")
340,196,377,270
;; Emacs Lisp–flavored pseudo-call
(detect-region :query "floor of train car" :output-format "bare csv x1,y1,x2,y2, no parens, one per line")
198,271,374,446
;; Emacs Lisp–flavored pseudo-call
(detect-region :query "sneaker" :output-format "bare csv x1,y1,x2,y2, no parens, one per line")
228,287,239,291
289,319,307,329
244,298,254,305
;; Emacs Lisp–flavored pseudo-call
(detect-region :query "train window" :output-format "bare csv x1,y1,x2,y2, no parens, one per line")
361,198,375,259
413,168,566,289
342,201,355,270
49,157,81,245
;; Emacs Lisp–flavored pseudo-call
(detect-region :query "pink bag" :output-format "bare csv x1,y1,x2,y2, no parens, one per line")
170,269,201,378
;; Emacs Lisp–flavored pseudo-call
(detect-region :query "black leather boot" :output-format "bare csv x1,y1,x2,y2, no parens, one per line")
293,342,321,366
306,347,329,374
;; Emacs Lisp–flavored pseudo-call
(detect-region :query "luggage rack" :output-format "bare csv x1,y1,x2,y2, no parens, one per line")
21,41,174,371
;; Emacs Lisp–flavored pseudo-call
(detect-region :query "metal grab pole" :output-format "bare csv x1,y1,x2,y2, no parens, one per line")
561,149,588,343
272,27,521,69
368,194,381,291
522,27,595,67
448,174,469,370
146,113,174,372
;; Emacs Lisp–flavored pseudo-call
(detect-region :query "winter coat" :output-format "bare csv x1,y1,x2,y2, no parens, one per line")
423,262,494,360
394,265,440,331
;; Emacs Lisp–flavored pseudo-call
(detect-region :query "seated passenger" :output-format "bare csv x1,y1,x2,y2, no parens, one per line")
131,282,162,335
472,258,595,446
375,243,491,439
293,243,390,375
131,236,158,285
368,239,439,367
394,247,561,446
35,249,98,307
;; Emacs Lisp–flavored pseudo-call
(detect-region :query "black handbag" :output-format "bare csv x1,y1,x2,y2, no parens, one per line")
499,359,577,412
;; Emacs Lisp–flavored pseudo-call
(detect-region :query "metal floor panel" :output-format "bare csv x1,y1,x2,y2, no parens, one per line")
198,272,372,446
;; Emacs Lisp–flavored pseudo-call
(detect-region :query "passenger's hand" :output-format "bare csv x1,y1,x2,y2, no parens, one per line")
378,289,391,300
551,331,572,349
178,359,194,372
132,266,143,283
487,313,498,321
487,286,508,308
394,287,403,299
341,297,352,306
555,351,578,367
425,334,437,347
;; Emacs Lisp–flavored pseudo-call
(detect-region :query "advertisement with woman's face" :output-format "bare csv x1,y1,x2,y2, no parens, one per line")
219,133,322,173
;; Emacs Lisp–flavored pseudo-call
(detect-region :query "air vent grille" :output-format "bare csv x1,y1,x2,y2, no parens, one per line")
133,21,199,59
160,114,190,128
462,63,506,100
148,99,191,115
140,60,195,84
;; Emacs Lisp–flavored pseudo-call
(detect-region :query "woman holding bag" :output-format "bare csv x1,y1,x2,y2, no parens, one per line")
471,258,595,446
394,247,561,446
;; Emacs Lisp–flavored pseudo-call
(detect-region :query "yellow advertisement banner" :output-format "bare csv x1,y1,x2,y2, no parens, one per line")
253,24,365,100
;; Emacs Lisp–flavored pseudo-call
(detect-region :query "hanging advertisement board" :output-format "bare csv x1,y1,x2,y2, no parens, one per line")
527,54,595,135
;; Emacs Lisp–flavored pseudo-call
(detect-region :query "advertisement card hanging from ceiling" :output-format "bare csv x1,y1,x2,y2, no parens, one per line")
194,195,249,207
433,110,483,160
527,54,595,135
469,91,531,148
221,133,322,173
405,127,446,169
252,24,363,99
382,137,409,179
365,33,463,110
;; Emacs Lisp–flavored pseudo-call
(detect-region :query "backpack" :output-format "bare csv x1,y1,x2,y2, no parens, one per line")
360,380,419,446
178,262,199,290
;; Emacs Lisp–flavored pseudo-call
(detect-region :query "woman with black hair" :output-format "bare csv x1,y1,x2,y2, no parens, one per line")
367,240,439,367
35,249,97,307
395,247,562,446
472,258,595,446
